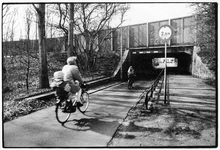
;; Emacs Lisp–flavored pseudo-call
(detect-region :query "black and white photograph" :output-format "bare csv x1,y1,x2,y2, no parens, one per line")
2,1,217,148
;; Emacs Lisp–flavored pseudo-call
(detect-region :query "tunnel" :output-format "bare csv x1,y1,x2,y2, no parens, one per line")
125,47,193,80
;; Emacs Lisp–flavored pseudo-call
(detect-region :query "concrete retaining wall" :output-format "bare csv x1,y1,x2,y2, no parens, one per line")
112,49,130,81
192,46,215,79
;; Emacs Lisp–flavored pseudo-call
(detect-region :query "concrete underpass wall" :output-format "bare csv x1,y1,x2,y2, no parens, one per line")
192,46,215,79
112,50,130,81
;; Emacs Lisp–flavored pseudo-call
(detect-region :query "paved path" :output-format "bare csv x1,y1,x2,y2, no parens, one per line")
3,80,152,147
108,75,216,147
167,75,216,111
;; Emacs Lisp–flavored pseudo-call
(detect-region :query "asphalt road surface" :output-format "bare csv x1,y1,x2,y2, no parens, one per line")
3,80,151,147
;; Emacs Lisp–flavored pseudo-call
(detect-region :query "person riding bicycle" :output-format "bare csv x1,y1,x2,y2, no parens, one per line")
62,56,84,106
127,66,135,88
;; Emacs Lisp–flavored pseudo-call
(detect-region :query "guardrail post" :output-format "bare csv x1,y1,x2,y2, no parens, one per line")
144,69,164,111
167,75,170,104
164,42,167,104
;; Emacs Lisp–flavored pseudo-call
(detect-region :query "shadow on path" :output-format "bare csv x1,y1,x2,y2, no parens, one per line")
62,117,120,136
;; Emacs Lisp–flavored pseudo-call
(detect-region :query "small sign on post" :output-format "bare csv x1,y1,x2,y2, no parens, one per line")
158,25,173,104
158,25,173,42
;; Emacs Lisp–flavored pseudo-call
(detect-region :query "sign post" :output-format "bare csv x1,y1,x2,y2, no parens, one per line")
158,25,173,104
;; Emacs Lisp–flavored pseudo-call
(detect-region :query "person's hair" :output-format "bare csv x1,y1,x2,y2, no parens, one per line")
67,56,77,65
53,71,64,82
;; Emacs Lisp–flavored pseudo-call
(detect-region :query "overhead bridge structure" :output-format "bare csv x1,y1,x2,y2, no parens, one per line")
108,15,214,80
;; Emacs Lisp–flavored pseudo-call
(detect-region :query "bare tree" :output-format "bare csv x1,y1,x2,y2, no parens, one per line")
46,4,129,67
2,4,17,92
33,4,50,88
74,3,130,71
23,8,33,90
3,5,10,19
67,3,74,57
48,4,69,52
3,5,18,42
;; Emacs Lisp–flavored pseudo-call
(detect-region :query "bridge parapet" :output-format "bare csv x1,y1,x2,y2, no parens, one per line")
105,15,196,52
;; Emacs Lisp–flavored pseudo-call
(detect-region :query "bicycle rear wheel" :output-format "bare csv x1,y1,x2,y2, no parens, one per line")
55,100,71,123
78,92,89,113
128,79,132,89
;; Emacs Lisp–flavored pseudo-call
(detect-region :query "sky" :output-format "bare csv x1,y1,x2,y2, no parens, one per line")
2,3,195,41
121,3,193,26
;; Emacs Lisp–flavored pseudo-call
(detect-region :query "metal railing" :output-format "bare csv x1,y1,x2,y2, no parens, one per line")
143,69,164,110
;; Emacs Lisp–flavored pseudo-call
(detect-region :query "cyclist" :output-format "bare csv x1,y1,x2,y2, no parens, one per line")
127,66,135,89
62,56,84,106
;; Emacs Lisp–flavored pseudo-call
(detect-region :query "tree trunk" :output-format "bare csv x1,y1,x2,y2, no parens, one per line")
67,3,74,57
26,40,30,90
85,34,90,71
37,4,49,88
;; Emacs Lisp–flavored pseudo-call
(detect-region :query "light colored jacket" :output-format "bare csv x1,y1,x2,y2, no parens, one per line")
62,65,83,93
62,65,83,84
127,67,134,75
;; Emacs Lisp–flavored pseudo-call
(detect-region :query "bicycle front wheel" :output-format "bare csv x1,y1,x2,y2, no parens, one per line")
78,92,89,113
55,100,71,123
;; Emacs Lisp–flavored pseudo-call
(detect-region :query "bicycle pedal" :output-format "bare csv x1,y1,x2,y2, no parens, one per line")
77,102,83,107
62,109,70,113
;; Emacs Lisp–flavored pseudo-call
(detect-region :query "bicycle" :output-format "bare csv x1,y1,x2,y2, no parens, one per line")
128,74,135,89
55,84,89,124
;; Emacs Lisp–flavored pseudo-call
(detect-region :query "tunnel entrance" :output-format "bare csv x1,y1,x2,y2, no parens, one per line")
129,51,192,79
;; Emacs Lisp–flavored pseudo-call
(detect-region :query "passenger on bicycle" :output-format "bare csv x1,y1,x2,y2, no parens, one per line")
50,71,73,100
62,56,84,106
127,66,135,88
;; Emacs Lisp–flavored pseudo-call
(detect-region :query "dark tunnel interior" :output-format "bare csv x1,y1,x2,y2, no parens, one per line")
129,52,192,80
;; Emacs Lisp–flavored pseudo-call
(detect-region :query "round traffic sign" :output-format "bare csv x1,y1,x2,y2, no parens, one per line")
158,25,173,41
